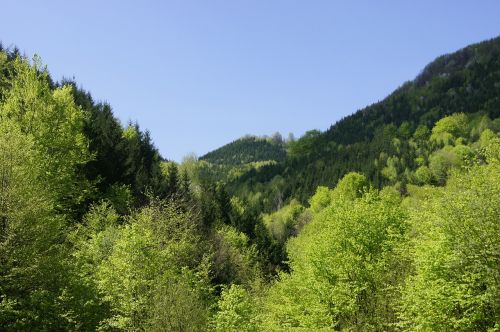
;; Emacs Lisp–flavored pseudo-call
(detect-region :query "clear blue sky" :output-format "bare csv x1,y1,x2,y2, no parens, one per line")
1,1,499,161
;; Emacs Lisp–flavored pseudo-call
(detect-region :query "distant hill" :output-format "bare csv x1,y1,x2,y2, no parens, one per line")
223,36,500,210
200,134,287,166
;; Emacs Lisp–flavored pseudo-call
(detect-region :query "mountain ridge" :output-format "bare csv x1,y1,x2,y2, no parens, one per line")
211,35,500,210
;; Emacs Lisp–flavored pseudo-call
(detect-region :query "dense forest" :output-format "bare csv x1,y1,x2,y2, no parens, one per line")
0,36,499,331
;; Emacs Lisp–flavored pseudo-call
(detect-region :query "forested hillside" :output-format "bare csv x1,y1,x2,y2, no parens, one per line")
200,134,286,166
223,36,500,211
0,37,499,331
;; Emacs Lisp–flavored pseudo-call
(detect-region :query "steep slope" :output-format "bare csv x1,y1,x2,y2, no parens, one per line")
224,36,500,210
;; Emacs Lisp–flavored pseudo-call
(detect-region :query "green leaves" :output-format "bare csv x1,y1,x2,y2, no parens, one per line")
260,174,407,330
258,155,500,331
1,56,91,214
430,113,470,145
399,157,500,330
0,103,68,331
212,284,259,332
71,199,213,331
